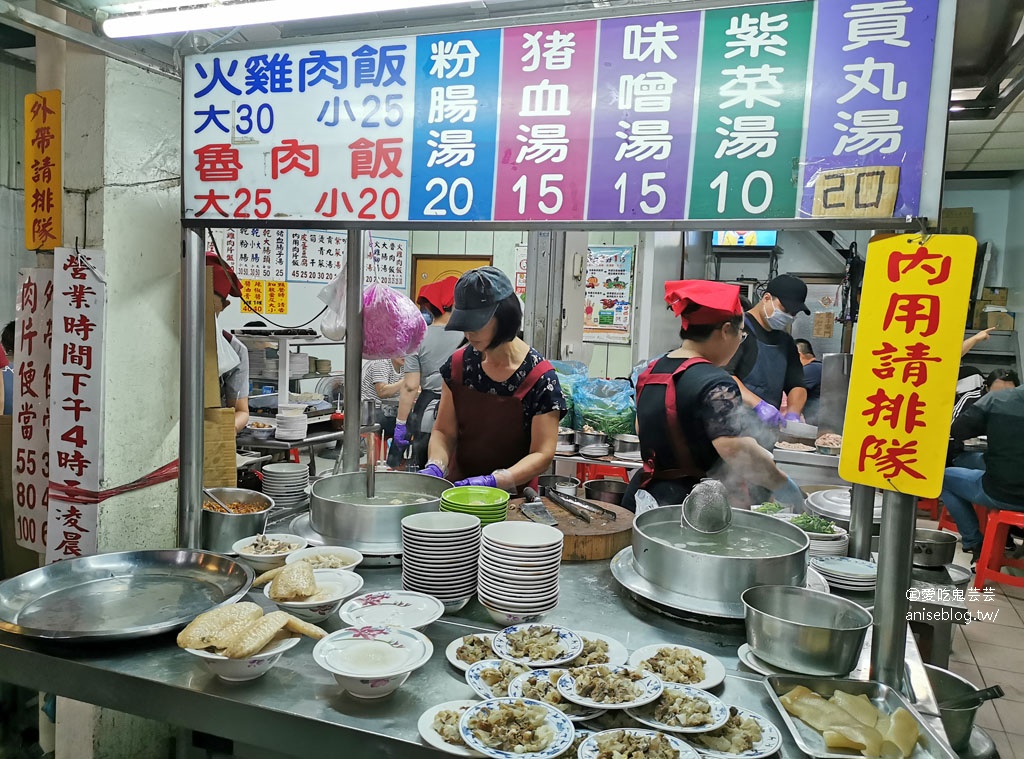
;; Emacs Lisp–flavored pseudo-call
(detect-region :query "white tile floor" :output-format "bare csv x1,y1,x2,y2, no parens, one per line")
920,515,1024,758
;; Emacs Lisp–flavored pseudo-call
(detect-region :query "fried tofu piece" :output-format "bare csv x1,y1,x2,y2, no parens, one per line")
252,565,285,588
176,602,263,650
224,611,290,659
283,613,327,641
268,561,316,601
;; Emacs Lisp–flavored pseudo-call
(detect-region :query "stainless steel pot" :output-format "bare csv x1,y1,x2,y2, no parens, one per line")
583,478,628,505
612,434,640,456
557,428,575,446
309,472,451,554
632,507,808,606
925,664,983,750
201,488,274,553
913,528,958,568
576,430,607,448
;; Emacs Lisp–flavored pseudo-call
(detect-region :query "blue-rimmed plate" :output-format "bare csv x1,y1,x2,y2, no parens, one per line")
625,682,731,734
507,668,605,723
491,624,583,667
627,644,727,690
465,659,531,700
683,706,783,759
458,697,574,759
577,728,700,759
556,665,663,710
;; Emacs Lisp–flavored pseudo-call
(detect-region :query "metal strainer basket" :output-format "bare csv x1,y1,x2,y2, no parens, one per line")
681,479,733,534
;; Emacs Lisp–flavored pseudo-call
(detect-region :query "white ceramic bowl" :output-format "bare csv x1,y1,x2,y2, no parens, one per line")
232,533,307,572
285,545,363,570
185,635,300,681
402,512,482,533
481,604,555,626
478,591,559,612
313,625,433,699
482,522,563,549
264,569,365,623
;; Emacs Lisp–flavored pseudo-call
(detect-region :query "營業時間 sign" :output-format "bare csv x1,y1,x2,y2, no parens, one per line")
839,234,976,498
182,0,948,226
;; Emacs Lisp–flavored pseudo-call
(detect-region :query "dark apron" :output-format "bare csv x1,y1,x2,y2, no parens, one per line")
448,347,553,493
740,314,787,409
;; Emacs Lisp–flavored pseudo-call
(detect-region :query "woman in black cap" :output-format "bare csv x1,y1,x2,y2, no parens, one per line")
624,280,804,513
420,267,566,492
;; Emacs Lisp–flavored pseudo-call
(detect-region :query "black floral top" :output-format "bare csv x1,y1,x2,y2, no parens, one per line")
441,346,567,429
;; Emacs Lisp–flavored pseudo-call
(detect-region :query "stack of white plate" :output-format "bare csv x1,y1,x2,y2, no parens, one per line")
616,449,642,462
579,444,611,457
275,413,309,441
774,515,849,557
401,512,481,612
809,556,877,591
261,462,310,507
478,522,563,625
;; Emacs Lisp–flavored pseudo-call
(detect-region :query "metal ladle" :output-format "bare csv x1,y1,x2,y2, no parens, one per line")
681,478,733,534
202,488,231,513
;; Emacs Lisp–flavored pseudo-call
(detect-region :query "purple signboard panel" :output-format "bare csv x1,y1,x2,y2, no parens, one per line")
587,13,701,221
799,0,939,218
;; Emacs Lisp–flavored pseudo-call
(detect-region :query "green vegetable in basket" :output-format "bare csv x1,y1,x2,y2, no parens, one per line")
754,502,785,515
790,513,837,534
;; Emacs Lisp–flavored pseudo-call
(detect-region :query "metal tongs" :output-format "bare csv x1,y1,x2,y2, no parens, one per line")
547,490,617,521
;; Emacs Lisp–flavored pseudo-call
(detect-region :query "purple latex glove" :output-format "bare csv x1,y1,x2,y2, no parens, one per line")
454,475,498,488
393,421,410,447
754,400,783,428
421,463,445,478
783,412,803,424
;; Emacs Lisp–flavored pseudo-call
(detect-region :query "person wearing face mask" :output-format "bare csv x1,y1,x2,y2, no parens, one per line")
725,275,810,429
622,280,805,513
206,253,250,432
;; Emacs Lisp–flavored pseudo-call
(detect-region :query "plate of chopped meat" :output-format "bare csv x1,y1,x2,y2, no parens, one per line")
628,644,726,691
556,665,663,710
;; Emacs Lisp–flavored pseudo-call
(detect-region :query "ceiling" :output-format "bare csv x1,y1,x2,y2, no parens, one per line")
4,0,1024,174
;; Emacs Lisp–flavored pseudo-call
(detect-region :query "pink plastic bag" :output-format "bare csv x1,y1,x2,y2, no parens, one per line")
362,283,427,359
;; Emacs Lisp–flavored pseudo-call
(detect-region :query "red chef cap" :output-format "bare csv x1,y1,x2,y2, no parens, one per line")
205,252,242,299
418,276,458,312
664,280,743,329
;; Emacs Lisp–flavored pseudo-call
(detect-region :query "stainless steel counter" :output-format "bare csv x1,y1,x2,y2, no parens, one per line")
772,449,844,488
0,561,946,758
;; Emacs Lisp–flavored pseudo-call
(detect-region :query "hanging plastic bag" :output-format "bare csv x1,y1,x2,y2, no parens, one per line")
362,283,427,360
318,267,347,341
216,325,241,377
550,360,588,429
574,377,636,436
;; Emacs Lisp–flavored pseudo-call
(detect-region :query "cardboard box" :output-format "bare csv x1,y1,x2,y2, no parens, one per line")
940,207,975,236
972,301,991,330
986,311,1015,331
983,287,1009,306
203,407,237,489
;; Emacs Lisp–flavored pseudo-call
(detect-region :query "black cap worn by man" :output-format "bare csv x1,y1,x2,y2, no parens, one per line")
767,274,810,315
445,266,515,332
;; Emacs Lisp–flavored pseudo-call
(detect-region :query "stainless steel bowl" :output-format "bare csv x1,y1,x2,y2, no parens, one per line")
741,585,872,676
612,434,640,456
310,472,452,554
583,478,628,505
537,475,580,497
633,507,808,608
576,430,607,448
913,528,958,567
201,488,274,553
556,428,575,446
925,664,983,751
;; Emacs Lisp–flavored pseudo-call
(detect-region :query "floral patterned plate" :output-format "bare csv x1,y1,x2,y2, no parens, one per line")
339,590,445,629
625,682,731,734
682,706,783,759
312,624,433,678
507,669,606,722
491,624,583,667
458,697,575,759
577,728,699,759
556,665,664,711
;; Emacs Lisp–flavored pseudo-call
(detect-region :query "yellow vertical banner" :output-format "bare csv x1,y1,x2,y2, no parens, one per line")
265,281,288,315
239,279,265,314
24,90,62,250
839,234,977,498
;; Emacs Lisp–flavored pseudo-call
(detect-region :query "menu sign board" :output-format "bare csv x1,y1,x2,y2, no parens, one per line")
839,234,976,497
183,0,945,225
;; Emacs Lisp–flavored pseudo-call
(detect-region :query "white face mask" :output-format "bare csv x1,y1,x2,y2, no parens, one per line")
765,298,794,331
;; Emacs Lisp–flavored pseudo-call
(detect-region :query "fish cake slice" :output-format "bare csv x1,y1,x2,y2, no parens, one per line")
210,616,265,652
269,561,316,601
224,611,290,659
283,613,328,641
252,565,286,587
176,602,263,650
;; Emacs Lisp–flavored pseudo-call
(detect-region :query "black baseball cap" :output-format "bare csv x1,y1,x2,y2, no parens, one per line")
766,275,810,315
446,266,515,332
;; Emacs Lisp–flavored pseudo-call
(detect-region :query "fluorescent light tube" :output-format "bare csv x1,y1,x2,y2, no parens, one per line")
103,0,471,38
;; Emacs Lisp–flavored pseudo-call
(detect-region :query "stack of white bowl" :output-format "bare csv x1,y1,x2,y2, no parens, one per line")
477,522,563,625
275,409,309,441
261,462,310,507
401,512,481,612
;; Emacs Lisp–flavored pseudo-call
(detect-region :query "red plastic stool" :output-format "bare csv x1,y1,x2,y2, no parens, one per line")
974,509,1024,590
917,497,940,520
575,463,630,483
937,504,989,534
289,448,301,463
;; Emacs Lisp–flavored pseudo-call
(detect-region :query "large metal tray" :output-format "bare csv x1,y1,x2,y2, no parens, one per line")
0,549,253,641
764,675,957,759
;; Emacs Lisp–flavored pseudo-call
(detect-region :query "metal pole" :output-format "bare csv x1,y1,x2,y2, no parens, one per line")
871,491,917,690
848,483,876,560
179,229,205,549
342,230,365,474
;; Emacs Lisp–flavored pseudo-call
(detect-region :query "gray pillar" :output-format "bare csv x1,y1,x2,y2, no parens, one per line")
522,230,565,360
179,228,204,548
848,484,876,560
870,491,917,689
341,230,364,473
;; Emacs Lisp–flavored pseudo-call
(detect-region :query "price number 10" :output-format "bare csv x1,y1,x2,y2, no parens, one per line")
710,170,774,215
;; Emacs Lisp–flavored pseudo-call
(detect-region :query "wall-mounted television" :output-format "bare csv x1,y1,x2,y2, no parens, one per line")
711,230,778,248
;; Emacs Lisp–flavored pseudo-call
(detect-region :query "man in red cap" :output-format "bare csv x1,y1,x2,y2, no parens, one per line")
394,276,463,468
206,253,250,432
624,279,804,513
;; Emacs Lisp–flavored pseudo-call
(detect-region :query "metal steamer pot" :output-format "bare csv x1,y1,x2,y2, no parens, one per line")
913,528,958,568
309,472,452,555
632,507,809,607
